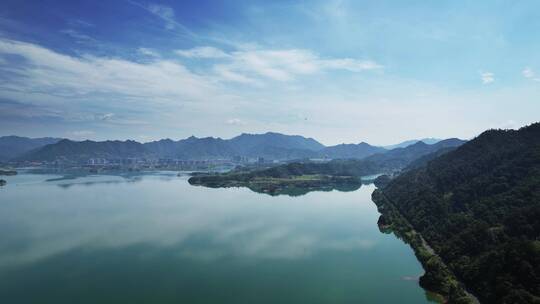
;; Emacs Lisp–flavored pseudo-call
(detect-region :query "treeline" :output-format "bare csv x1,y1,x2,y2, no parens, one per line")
189,138,465,186
380,123,540,303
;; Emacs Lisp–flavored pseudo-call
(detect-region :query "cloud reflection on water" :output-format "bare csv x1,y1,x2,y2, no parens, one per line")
0,174,380,268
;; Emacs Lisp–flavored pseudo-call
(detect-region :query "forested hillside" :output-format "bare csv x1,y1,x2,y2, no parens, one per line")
378,123,540,303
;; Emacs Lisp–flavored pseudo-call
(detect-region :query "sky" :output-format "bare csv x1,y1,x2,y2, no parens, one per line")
0,0,539,146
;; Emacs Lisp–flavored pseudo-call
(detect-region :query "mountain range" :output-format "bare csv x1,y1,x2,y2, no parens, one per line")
0,132,457,162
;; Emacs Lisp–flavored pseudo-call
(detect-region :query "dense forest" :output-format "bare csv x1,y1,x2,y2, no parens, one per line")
379,123,540,303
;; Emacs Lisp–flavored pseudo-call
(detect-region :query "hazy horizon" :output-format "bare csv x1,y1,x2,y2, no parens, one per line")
0,131,460,147
1,1,539,145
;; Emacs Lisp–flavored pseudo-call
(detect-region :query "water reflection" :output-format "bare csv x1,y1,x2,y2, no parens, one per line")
0,174,375,268
0,173,434,304
211,182,362,197
42,171,179,188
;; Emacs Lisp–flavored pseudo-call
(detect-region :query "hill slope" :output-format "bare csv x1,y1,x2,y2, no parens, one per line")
19,139,150,162
0,136,62,161
383,137,442,150
319,142,386,159
376,123,540,303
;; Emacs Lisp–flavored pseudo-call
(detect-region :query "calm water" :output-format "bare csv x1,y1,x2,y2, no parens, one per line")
0,172,435,304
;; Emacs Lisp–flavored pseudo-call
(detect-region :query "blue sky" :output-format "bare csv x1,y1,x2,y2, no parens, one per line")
0,0,539,145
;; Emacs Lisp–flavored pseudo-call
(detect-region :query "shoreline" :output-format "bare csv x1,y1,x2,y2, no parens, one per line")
371,189,479,304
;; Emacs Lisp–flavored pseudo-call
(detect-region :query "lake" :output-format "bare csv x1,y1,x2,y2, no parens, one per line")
0,172,436,303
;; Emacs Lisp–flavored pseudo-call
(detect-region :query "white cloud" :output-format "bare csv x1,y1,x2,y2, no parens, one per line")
172,46,381,84
175,46,230,58
60,29,97,44
522,67,540,82
176,47,381,83
68,19,94,28
480,72,494,84
225,118,247,126
138,47,160,57
96,113,115,121
147,4,176,30
320,58,382,72
0,38,216,105
213,64,262,85
523,67,534,78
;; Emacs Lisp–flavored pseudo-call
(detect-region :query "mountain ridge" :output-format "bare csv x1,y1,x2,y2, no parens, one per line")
383,137,442,150
6,133,466,163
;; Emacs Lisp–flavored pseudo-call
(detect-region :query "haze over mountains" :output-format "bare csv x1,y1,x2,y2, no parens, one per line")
0,136,62,161
383,138,442,150
1,132,450,162
223,137,468,179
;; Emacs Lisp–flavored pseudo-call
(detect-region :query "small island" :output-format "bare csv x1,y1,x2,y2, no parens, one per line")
0,179,6,186
0,169,17,176
189,171,362,196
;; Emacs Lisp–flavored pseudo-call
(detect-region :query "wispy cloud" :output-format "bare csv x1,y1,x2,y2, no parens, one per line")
147,4,176,30
522,67,540,82
67,19,95,28
60,29,98,44
225,118,247,126
176,46,230,58
0,38,215,104
480,71,494,84
223,48,381,82
126,1,197,39
96,113,115,121
138,47,160,57
176,46,382,83
523,67,534,78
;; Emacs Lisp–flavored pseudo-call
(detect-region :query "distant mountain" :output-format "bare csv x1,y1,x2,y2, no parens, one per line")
383,137,442,150
224,132,322,159
19,139,149,162
230,132,324,152
375,123,540,303
0,136,62,161
143,133,324,160
365,138,466,173
142,139,178,158
319,142,386,159
403,146,458,171
175,136,239,159
19,132,327,162
14,132,465,163
206,137,467,180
